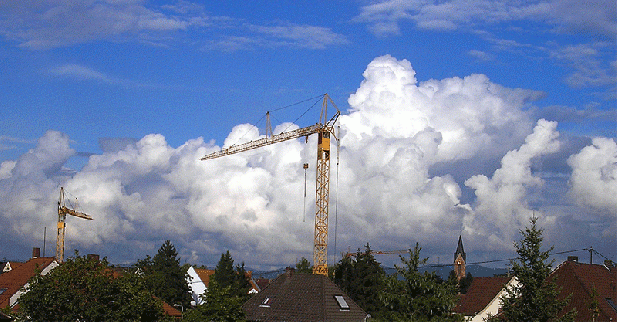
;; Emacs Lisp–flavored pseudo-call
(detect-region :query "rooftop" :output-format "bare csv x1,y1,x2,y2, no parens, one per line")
0,257,56,308
453,276,512,316
243,270,368,322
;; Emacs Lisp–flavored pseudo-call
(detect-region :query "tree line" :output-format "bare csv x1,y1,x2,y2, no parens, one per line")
7,217,574,321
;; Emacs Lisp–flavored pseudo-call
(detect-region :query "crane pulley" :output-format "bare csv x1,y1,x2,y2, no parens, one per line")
201,94,340,275
56,187,92,263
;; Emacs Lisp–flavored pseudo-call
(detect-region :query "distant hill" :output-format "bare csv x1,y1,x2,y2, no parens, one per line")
252,264,508,281
417,264,508,279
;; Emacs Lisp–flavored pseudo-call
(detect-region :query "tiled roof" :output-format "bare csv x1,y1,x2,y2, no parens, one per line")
453,276,512,316
159,299,182,318
256,277,270,291
194,268,215,287
242,272,368,322
551,261,617,321
2,262,23,273
0,257,55,308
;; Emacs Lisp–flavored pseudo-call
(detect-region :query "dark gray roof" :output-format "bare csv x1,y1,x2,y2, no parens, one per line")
243,271,368,322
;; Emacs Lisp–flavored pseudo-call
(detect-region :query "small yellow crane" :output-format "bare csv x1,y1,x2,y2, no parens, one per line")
202,94,340,275
56,187,92,263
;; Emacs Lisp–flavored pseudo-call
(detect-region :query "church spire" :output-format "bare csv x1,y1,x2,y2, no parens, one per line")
454,235,466,282
454,235,466,262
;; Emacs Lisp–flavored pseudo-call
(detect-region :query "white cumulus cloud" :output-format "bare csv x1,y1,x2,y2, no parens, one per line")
567,137,617,212
1,55,614,267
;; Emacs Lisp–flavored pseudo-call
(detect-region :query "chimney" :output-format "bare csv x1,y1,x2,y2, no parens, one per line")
567,256,578,262
285,267,295,278
87,254,100,262
32,247,40,258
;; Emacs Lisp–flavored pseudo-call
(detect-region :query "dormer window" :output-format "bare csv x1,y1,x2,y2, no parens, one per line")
334,295,350,311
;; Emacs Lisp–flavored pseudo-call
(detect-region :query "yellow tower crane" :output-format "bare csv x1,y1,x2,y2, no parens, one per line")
201,94,340,275
56,187,93,263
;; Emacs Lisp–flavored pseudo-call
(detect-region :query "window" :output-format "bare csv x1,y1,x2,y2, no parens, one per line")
334,295,350,311
0,288,6,295
260,297,273,308
607,298,617,312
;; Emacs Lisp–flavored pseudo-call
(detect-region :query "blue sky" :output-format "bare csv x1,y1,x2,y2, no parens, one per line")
0,0,615,268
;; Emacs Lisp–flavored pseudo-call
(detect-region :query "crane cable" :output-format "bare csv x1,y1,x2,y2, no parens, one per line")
333,124,341,264
225,95,324,149
302,163,308,223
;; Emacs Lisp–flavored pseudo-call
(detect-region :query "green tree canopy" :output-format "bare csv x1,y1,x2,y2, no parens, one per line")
379,243,463,322
212,250,251,298
184,251,251,321
490,216,576,322
135,240,192,309
182,280,247,322
333,244,386,317
213,250,235,289
18,252,163,322
295,257,312,274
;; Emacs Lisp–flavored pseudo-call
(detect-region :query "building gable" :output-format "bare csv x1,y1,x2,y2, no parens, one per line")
0,257,56,308
243,270,368,321
551,260,617,321
454,276,515,321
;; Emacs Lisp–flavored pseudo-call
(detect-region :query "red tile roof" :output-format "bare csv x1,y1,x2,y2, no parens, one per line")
551,261,617,321
0,257,56,308
194,268,215,287
453,276,512,316
159,299,182,318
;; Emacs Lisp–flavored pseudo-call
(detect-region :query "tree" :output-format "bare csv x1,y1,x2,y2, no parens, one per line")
491,216,576,322
233,261,252,298
17,252,164,322
295,257,312,274
333,244,386,317
379,243,463,322
182,280,247,322
212,250,251,298
448,270,473,294
213,250,236,289
184,251,250,321
135,240,192,309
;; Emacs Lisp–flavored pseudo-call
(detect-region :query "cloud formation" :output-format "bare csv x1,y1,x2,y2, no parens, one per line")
0,1,348,51
568,137,617,212
355,0,616,37
0,55,614,267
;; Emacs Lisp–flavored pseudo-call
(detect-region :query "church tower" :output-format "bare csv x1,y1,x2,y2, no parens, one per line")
454,235,466,282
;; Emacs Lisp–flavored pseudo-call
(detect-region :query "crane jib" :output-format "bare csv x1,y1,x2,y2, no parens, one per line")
201,123,326,160
200,94,340,276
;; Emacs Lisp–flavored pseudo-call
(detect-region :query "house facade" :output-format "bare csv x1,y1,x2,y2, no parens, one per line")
454,276,518,321
187,267,215,305
187,267,260,306
455,258,617,321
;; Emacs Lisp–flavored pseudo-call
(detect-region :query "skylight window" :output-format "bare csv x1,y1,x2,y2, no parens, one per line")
260,297,273,308
607,298,617,312
334,295,350,311
0,288,6,295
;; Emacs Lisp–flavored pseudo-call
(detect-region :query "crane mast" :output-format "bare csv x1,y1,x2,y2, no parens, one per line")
56,187,93,263
201,94,339,275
